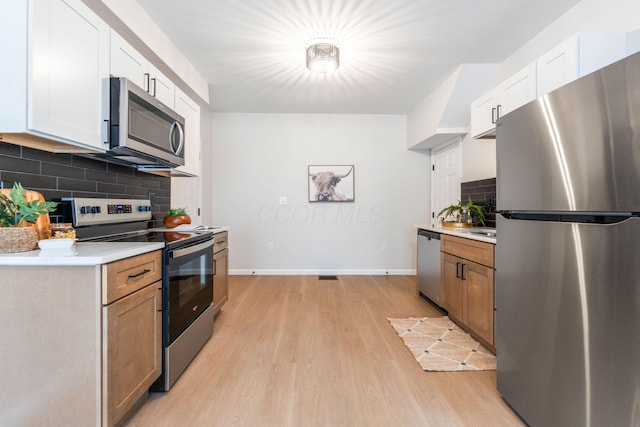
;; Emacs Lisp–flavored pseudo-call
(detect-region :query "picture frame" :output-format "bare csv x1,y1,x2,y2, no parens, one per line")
308,165,355,202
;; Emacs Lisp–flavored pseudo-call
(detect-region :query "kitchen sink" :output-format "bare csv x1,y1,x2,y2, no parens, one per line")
463,229,497,238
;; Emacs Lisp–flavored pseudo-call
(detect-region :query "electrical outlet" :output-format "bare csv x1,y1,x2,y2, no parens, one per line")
267,242,274,251
381,241,388,251
279,196,287,205
486,196,495,212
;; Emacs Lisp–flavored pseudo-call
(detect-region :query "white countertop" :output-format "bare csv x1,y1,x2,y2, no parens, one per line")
0,242,165,266
416,224,497,244
149,225,229,235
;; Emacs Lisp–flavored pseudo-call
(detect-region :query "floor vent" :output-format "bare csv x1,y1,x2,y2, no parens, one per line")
318,275,338,281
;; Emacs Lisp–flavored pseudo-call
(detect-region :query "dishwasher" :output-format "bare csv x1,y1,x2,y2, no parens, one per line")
417,228,442,307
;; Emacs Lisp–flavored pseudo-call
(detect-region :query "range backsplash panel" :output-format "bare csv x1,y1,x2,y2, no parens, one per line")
0,143,170,228
461,178,496,228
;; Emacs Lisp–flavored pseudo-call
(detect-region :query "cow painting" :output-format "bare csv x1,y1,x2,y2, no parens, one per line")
308,165,354,202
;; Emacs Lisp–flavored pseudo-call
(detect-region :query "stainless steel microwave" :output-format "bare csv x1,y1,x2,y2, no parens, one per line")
107,77,185,168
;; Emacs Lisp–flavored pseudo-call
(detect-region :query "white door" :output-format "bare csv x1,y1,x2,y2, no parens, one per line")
431,140,462,228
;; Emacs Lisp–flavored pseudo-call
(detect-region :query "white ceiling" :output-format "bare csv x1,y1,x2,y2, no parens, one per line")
136,0,581,114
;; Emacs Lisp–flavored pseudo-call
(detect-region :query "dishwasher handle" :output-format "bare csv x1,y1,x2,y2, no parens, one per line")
418,229,441,240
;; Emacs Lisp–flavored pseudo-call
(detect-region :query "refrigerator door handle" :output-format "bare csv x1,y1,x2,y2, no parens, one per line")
498,210,636,224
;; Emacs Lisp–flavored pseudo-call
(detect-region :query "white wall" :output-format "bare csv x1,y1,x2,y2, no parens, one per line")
209,113,430,275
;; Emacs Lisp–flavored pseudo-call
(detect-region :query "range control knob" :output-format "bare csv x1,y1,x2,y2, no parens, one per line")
90,206,101,214
138,205,152,212
80,206,91,214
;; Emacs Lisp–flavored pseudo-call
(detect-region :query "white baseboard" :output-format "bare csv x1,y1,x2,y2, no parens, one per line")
230,269,416,276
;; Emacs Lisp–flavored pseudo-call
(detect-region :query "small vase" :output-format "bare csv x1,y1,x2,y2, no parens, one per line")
163,215,191,228
0,227,39,253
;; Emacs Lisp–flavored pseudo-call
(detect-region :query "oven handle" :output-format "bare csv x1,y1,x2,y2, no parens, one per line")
170,238,214,259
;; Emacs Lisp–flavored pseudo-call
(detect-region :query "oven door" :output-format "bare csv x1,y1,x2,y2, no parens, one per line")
165,238,214,344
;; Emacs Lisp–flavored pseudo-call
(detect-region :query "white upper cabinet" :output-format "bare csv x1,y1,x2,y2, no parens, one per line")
110,29,175,109
470,89,499,139
471,62,536,138
497,62,537,116
173,87,201,177
536,33,626,96
109,29,147,90
1,0,109,152
148,64,175,109
471,32,627,139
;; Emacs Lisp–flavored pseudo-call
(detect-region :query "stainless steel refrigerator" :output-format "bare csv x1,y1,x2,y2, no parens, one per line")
495,51,640,427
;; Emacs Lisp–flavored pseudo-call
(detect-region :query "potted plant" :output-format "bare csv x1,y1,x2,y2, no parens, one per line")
437,197,486,228
163,207,191,228
0,183,58,252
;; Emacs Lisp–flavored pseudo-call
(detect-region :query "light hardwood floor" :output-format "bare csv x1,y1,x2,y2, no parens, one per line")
124,275,524,427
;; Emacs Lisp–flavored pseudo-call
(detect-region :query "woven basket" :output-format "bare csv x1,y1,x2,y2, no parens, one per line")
0,227,39,253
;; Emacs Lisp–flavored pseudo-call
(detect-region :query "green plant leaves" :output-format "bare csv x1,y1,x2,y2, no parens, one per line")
167,207,188,216
0,183,58,227
437,196,486,226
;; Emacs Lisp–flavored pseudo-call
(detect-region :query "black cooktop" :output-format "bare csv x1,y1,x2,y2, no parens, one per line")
81,229,213,250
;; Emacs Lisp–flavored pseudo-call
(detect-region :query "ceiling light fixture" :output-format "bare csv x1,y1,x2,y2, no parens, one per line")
306,42,340,73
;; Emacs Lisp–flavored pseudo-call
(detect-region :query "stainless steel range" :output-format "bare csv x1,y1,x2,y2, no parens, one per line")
56,198,214,392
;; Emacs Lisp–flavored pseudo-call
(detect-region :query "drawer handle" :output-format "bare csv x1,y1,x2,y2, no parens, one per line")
128,269,151,279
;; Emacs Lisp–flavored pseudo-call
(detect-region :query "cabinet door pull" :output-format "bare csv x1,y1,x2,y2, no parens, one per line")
151,77,157,97
103,119,110,145
491,107,497,124
456,261,461,278
497,104,502,119
128,269,151,279
461,263,466,280
144,73,150,93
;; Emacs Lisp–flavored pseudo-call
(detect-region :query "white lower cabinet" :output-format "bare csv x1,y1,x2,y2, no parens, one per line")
1,0,109,152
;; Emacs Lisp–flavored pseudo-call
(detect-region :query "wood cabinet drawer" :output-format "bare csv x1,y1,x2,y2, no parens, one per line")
102,251,162,305
441,234,494,268
213,231,228,253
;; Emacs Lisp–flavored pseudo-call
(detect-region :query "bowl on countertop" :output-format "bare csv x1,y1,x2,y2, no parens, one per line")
38,238,77,250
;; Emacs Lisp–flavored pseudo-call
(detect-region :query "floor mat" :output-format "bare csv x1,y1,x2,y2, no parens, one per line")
387,316,496,371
